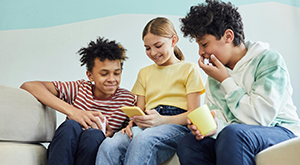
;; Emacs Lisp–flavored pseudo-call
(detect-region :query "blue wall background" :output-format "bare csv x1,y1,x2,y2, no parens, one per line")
1,0,299,30
1,0,300,126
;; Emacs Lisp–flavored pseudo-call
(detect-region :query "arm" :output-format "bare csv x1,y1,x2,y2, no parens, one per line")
161,92,200,125
199,50,291,126
20,81,104,129
132,92,201,128
188,81,229,140
122,95,145,139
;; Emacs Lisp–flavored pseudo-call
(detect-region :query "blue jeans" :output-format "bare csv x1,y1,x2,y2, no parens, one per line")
47,120,105,165
177,124,297,165
96,105,190,165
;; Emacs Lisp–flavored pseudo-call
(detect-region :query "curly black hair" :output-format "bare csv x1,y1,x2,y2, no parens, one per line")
78,37,127,71
180,0,245,46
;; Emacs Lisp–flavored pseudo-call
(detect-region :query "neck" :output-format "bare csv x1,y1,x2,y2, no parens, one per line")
228,43,247,70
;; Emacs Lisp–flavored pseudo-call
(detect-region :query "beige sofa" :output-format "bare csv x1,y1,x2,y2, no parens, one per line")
0,85,56,165
1,84,300,165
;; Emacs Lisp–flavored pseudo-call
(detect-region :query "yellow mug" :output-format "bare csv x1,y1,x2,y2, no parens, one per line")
187,104,217,136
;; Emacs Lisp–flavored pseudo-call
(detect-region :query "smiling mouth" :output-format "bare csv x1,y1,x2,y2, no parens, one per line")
105,84,117,89
152,55,162,60
202,56,213,65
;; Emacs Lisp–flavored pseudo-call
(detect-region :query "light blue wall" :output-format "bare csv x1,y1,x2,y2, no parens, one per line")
1,1,300,125
1,0,300,30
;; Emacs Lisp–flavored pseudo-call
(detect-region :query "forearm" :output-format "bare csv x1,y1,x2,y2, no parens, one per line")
163,112,189,125
20,81,74,116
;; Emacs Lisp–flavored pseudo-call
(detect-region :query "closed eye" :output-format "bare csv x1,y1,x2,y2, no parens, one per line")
156,44,163,48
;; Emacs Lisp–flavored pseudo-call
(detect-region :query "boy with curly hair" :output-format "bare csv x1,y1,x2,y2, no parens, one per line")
177,0,300,164
21,37,136,165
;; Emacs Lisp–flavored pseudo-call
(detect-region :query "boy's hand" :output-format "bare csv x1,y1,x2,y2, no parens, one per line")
68,108,105,130
122,120,134,139
198,55,230,83
188,110,217,140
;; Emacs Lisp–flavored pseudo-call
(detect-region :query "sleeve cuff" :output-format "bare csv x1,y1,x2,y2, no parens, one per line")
221,77,237,94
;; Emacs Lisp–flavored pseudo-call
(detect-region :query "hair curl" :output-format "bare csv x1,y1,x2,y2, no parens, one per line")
78,37,127,71
180,0,245,46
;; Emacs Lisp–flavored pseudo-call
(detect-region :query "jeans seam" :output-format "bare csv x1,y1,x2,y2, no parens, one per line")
144,125,189,165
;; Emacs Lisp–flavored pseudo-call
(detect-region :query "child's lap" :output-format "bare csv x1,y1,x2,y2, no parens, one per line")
101,124,189,148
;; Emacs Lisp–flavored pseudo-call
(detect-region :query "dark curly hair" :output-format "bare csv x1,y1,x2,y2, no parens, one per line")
180,0,245,46
78,37,127,72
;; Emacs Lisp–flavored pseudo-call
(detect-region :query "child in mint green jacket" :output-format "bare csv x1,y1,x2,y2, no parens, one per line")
177,1,300,165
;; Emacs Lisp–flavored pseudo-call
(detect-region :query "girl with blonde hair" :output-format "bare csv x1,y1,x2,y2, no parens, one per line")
96,17,205,165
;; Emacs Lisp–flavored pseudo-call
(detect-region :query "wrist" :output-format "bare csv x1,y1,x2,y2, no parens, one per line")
64,106,77,117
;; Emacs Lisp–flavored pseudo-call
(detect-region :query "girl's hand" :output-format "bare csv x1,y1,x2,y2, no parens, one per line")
188,110,218,140
198,55,230,83
131,109,164,129
121,120,134,140
105,120,114,137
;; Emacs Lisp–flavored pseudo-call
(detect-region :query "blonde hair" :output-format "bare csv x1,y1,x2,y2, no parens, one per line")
142,17,184,60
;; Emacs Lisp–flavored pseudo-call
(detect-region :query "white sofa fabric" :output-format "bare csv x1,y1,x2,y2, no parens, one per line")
1,84,300,165
0,142,47,165
255,136,300,165
0,85,56,165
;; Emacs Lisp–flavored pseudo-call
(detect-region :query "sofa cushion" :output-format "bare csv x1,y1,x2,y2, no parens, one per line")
0,142,47,165
255,137,300,165
0,85,56,142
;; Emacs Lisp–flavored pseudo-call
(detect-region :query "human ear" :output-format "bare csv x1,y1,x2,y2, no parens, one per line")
86,70,94,82
171,35,178,47
223,29,234,43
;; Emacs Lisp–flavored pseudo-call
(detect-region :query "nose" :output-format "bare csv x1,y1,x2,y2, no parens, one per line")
198,47,205,56
150,48,157,56
107,73,116,82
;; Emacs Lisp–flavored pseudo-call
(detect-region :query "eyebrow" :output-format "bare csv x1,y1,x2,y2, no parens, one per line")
144,41,162,47
100,68,122,72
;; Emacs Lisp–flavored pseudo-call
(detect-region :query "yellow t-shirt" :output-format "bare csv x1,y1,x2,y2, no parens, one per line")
131,61,205,110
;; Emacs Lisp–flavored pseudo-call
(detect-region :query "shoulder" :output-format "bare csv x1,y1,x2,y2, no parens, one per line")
136,64,157,78
52,79,91,87
256,49,287,70
139,64,156,72
179,61,198,67
115,87,135,98
178,61,200,72
74,79,93,89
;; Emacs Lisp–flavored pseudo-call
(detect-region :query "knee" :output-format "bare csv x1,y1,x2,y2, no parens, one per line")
217,124,244,140
177,133,198,157
54,120,82,138
60,120,81,131
99,132,128,152
177,134,216,164
78,129,105,154
215,124,247,150
131,130,155,147
81,129,105,145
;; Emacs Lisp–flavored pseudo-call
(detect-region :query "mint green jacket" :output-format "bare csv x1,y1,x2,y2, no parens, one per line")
206,41,300,138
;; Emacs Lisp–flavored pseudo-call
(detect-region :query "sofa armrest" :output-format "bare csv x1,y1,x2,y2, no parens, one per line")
0,85,56,142
255,137,300,165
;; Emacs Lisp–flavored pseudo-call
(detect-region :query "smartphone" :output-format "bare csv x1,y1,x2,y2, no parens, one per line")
121,106,145,118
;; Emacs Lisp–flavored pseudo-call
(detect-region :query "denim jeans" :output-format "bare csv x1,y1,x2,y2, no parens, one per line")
47,120,105,165
96,105,190,165
177,124,297,165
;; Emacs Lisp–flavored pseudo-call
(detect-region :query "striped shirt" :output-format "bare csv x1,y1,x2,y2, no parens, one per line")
52,79,136,132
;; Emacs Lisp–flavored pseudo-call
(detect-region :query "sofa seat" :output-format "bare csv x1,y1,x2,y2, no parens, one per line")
1,84,300,165
0,142,47,165
0,85,56,165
